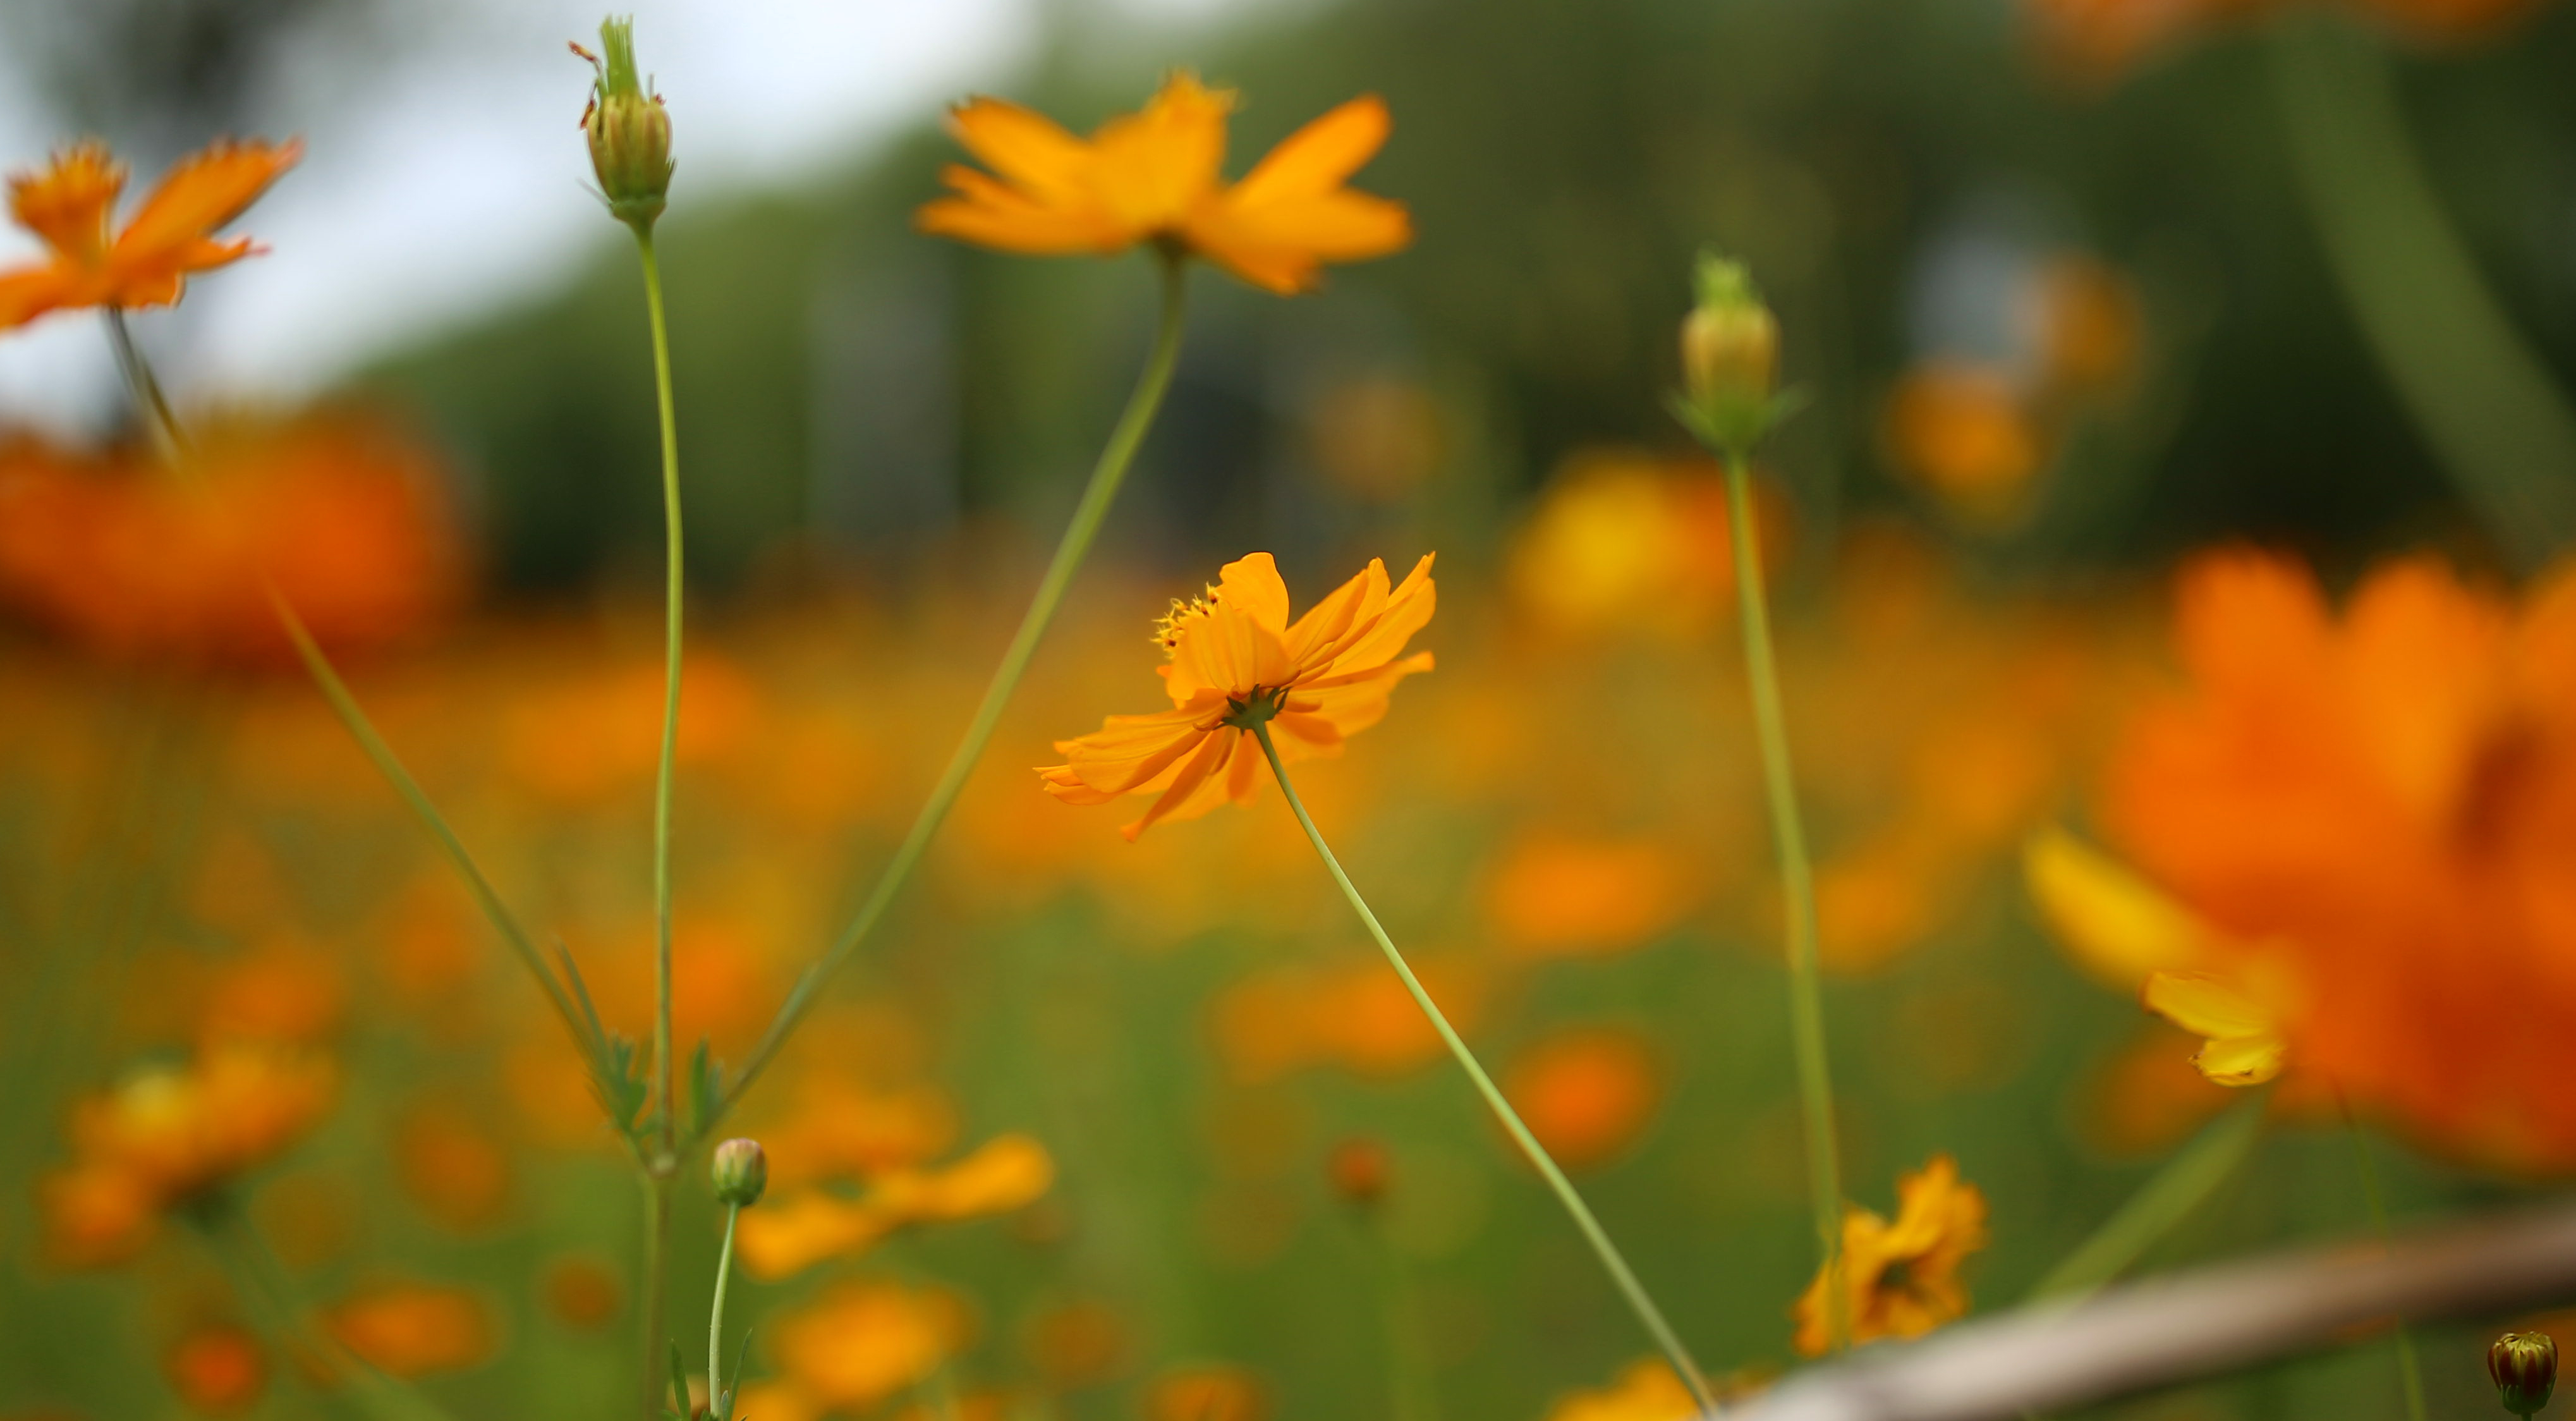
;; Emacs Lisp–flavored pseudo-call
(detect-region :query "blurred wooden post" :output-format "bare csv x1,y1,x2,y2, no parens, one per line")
1717,1200,2576,1421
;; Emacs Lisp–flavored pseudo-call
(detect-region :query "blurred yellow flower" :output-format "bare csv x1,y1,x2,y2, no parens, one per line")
2024,826,2288,1085
1,138,298,331
916,73,1409,294
40,1044,336,1268
1042,552,1435,839
1505,451,1758,639
1545,1359,1697,1421
1792,1154,1990,1356
769,1279,970,1413
737,1133,1055,1281
324,1282,495,1378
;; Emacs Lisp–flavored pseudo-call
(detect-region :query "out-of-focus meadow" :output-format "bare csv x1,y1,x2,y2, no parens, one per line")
11,0,2576,1419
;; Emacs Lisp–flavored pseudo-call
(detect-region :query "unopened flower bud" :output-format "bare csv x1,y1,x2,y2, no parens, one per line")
574,16,672,234
710,1138,766,1207
1682,253,1779,412
2493,1332,2558,1417
1327,1138,1390,1208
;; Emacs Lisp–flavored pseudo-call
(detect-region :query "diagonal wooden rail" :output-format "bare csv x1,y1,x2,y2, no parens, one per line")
1718,1199,2576,1421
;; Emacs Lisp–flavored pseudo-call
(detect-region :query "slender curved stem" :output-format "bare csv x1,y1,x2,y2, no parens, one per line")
634,230,684,1164
197,1197,456,1421
1720,453,1847,1350
2269,18,2576,571
707,1204,741,1416
2338,1093,2428,1421
1251,721,1719,1413
698,253,1192,1148
100,312,592,1058
2026,1092,2268,1305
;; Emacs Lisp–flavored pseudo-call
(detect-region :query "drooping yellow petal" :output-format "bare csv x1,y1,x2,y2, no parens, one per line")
2190,1032,2287,1087
2143,970,2285,1087
2024,826,2208,988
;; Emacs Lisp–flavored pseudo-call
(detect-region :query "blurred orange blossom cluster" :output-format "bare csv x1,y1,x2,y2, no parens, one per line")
918,72,1409,294
2028,0,2545,80
0,412,467,667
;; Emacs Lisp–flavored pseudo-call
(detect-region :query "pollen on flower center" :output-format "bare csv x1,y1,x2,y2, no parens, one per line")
1153,587,1220,656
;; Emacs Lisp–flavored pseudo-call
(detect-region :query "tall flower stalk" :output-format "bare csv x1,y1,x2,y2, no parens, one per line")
1673,252,1849,1350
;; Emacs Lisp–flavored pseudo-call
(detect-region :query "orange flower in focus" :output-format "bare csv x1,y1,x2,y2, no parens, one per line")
324,1283,495,1378
0,413,465,668
164,1325,265,1413
1,138,298,331
40,1044,336,1267
738,1133,1055,1280
2098,549,2576,1167
1042,552,1434,839
917,74,1408,295
1145,1364,1268,1421
769,1279,970,1412
1792,1154,1990,1356
1503,1028,1663,1171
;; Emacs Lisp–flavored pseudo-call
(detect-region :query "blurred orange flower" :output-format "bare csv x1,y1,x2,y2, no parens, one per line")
1,138,298,331
1792,1154,1989,1356
917,73,1409,294
1883,363,2044,522
1043,552,1435,839
769,1279,969,1412
1504,1027,1663,1171
1145,1364,1268,1421
324,1282,494,1378
1212,954,1486,1082
1505,451,1767,639
40,1044,336,1267
2027,0,2541,80
2092,549,2576,1166
164,1325,265,1414
1544,1359,1698,1421
1486,834,1696,959
0,412,465,667
738,1133,1055,1280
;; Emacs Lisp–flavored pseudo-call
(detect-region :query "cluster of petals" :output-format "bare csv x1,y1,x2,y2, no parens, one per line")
1,138,298,331
0,412,465,668
736,1133,1055,1281
41,1044,337,1267
1041,551,1435,839
1791,1154,1990,1356
916,73,1409,294
2045,549,2576,1169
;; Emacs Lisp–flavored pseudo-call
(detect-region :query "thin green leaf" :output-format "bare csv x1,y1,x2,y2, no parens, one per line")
2027,1092,2269,1304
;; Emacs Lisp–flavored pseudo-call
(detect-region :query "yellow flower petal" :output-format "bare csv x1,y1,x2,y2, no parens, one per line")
2024,826,2208,988
2190,1032,2287,1087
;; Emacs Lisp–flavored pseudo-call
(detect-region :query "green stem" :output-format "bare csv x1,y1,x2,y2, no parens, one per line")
707,1204,740,1417
1251,722,1718,1413
2026,1092,2268,1304
100,310,592,1060
641,1173,674,1421
2269,18,2576,572
2340,1093,2428,1421
700,253,1192,1147
197,1198,455,1421
635,230,684,1164
1720,452,1846,1350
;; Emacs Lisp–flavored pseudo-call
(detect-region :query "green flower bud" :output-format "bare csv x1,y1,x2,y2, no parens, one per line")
573,16,671,234
1674,251,1787,455
710,1137,767,1207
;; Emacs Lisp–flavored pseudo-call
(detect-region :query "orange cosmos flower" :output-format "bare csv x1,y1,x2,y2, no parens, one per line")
1041,551,1435,839
1,138,299,332
2087,549,2576,1168
916,73,1409,295
1792,1154,1990,1356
